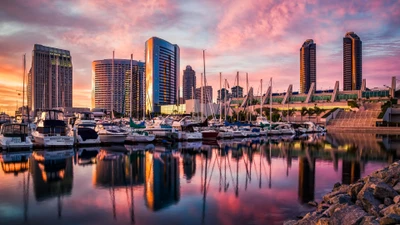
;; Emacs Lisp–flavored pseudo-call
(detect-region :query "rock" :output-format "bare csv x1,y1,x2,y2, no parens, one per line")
393,195,400,204
380,203,400,217
373,182,399,200
379,204,385,210
348,182,364,200
329,194,352,205
330,205,367,225
308,201,318,207
357,186,382,216
393,182,400,193
296,214,320,225
283,220,297,225
333,182,341,191
323,185,350,203
384,197,393,206
379,214,400,225
316,218,330,225
361,216,379,225
322,204,345,218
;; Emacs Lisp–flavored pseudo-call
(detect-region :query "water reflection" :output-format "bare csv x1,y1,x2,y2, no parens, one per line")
30,149,74,218
0,133,399,225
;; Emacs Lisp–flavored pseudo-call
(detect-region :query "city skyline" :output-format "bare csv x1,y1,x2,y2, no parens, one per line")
1,0,400,115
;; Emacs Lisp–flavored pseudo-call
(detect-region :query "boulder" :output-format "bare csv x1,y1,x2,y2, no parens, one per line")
357,186,382,216
393,182,400,193
393,195,400,204
330,205,367,225
348,182,364,200
316,218,330,225
361,216,379,225
323,185,350,203
308,201,318,207
373,182,398,200
384,197,393,206
379,203,400,217
379,214,400,225
328,194,352,205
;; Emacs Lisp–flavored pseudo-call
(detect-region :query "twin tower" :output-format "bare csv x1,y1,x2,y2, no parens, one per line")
300,32,362,93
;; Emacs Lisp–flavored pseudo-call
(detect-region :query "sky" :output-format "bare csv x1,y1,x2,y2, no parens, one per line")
0,0,400,115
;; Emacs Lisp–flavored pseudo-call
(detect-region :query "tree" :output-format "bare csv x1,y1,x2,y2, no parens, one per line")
307,107,315,121
313,106,325,123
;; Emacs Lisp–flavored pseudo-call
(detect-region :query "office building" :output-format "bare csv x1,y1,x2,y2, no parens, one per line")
195,86,213,104
343,32,362,90
231,86,243,98
217,88,229,103
145,37,180,114
28,44,73,111
92,59,144,115
300,39,316,93
182,65,196,101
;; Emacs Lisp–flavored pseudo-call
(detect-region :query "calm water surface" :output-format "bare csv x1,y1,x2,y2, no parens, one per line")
0,132,399,225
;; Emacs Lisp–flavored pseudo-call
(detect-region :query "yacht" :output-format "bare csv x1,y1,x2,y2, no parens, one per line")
72,112,101,145
126,130,156,143
254,116,270,127
0,123,33,150
297,122,326,133
95,123,128,144
31,109,74,147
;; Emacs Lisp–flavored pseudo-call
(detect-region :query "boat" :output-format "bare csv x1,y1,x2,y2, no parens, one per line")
0,113,11,126
297,121,326,133
0,123,33,150
126,130,156,143
95,123,128,144
31,109,74,147
72,112,101,145
201,129,219,140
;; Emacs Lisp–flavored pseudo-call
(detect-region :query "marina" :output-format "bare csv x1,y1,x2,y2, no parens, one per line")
0,132,398,225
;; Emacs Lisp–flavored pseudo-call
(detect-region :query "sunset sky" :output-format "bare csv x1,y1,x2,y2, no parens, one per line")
1,0,399,115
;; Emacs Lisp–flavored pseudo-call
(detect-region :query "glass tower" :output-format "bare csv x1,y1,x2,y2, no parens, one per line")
300,39,316,94
145,37,180,114
343,32,362,91
182,65,196,101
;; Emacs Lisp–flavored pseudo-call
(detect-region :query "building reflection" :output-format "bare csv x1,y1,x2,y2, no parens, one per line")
145,151,180,211
342,160,361,184
182,152,196,182
298,156,315,203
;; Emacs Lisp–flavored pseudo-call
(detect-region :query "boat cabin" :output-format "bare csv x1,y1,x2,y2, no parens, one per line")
0,123,29,139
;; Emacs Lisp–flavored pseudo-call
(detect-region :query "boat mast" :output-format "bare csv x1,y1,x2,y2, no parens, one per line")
111,50,115,119
270,77,272,122
202,49,206,120
236,71,239,122
219,72,222,123
201,72,203,120
246,72,249,122
130,54,133,118
22,54,26,115
224,79,227,121
260,79,263,118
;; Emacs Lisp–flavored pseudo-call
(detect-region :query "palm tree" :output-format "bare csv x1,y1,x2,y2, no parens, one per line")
313,106,325,123
300,107,308,122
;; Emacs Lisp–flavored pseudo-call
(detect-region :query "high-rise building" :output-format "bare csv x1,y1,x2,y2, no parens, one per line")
145,37,180,114
231,86,243,98
182,65,196,101
343,32,362,91
300,39,316,93
217,88,229,103
92,59,145,116
195,86,213,104
28,44,73,111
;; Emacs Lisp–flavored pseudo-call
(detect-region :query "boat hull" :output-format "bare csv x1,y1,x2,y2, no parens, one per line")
126,134,156,143
32,133,74,147
0,137,33,150
99,134,127,144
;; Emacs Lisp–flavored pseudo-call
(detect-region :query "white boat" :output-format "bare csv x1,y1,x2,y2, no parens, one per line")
72,112,101,145
126,130,156,143
254,116,270,127
181,131,202,141
298,122,326,133
217,127,234,139
31,109,74,147
267,123,296,135
0,123,33,150
95,123,128,144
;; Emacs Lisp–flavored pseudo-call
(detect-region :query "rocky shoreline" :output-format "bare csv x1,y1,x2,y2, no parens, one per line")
285,161,400,225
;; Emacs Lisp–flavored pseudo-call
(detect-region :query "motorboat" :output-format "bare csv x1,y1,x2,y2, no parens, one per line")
72,112,101,145
297,122,326,133
31,109,74,147
95,123,128,144
126,130,156,143
217,127,234,139
267,123,296,135
0,123,33,150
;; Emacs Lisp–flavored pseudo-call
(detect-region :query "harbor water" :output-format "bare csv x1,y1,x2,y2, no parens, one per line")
0,132,398,225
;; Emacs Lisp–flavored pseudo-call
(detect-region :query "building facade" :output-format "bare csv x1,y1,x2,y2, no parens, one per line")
28,44,73,112
182,65,196,101
195,86,213,104
231,86,243,98
343,32,362,91
300,39,316,93
145,37,180,114
92,59,145,116
217,88,230,103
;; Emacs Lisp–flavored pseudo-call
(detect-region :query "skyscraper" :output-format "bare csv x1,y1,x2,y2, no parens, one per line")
182,65,196,101
28,44,73,111
195,86,213,103
231,86,243,98
92,59,145,115
145,37,180,114
343,32,362,91
217,88,229,103
300,39,316,93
